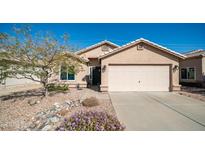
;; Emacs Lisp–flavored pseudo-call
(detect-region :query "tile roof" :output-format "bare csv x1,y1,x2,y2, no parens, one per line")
99,38,186,59
75,40,119,55
184,49,205,58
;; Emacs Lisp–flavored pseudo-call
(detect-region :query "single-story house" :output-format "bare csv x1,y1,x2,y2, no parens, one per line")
179,49,205,87
1,38,186,92
59,38,185,92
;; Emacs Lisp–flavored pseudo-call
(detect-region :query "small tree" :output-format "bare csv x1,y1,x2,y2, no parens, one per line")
0,25,85,96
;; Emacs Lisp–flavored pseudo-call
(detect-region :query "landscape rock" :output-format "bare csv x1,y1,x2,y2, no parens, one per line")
26,99,78,130
36,111,46,117
25,97,93,130
36,100,40,104
37,121,47,130
1,87,114,131
27,100,37,106
42,125,52,131
27,100,40,106
54,102,60,108
29,123,36,129
65,100,71,105
57,109,69,116
49,116,60,123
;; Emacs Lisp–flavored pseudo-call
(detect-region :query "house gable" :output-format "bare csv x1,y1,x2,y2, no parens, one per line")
101,42,180,65
76,41,119,58
99,38,185,60
185,49,205,58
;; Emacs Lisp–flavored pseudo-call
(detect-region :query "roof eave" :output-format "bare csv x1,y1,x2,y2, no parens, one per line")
185,54,204,59
75,40,119,55
62,52,89,63
99,38,185,60
140,39,186,59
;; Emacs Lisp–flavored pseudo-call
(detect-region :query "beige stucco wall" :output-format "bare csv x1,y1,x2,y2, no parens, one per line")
74,44,116,88
100,43,181,91
202,57,205,81
202,57,205,87
78,44,116,58
0,77,40,87
89,58,100,66
179,57,203,83
49,63,88,88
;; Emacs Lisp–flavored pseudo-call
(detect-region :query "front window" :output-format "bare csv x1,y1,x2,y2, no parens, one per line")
181,68,187,79
188,68,195,79
60,66,67,80
68,73,75,80
181,68,195,80
60,66,75,81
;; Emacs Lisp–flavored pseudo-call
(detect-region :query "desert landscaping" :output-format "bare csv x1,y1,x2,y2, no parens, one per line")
0,85,122,131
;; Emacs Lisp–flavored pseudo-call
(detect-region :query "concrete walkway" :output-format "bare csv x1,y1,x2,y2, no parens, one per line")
110,92,205,131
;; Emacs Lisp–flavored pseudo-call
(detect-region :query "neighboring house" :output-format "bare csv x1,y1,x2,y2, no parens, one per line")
0,76,39,87
59,38,185,92
0,68,39,87
179,49,205,87
0,50,39,87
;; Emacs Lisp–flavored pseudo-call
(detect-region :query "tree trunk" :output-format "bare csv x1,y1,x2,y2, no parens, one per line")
42,82,48,97
43,71,49,97
44,87,48,97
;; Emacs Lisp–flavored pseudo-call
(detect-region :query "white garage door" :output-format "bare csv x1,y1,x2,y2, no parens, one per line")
108,65,170,91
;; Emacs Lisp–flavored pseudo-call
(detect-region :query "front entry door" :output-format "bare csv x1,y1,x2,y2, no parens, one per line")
92,66,101,85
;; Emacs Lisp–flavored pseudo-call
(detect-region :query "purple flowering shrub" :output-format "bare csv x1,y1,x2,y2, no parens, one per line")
56,111,125,131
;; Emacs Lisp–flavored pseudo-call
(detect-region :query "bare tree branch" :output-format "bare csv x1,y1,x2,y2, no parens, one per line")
0,25,84,97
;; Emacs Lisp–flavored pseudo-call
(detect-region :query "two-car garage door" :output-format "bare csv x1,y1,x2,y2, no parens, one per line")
108,65,170,91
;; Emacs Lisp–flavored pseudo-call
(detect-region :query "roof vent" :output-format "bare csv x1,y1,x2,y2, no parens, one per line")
137,44,143,50
102,45,109,51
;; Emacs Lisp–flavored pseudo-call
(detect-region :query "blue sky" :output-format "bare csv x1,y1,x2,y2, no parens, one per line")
0,23,205,53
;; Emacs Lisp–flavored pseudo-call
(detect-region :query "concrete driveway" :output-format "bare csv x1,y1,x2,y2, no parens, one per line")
109,92,205,131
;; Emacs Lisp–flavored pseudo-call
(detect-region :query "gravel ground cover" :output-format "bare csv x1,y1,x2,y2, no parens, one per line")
178,86,205,102
0,87,116,131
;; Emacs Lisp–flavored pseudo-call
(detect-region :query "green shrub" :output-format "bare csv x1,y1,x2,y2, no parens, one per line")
47,83,69,92
82,97,99,107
